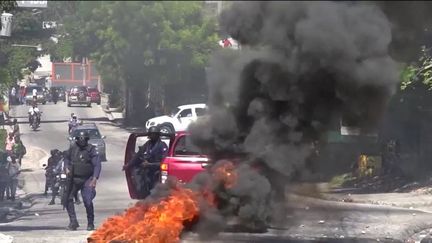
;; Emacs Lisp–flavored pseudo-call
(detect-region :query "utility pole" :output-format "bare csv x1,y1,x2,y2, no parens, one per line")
82,57,87,86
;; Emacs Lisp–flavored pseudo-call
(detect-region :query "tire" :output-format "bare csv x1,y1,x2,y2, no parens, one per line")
97,101,101,105
87,103,91,107
67,103,71,107
159,123,174,134
42,101,46,105
59,184,65,201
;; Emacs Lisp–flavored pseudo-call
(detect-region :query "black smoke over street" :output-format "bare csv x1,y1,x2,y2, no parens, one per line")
188,1,399,234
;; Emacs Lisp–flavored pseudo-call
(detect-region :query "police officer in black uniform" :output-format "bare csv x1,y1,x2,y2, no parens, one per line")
122,126,168,197
63,131,101,231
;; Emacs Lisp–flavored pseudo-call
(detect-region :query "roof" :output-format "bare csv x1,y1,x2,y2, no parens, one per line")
177,103,206,109
75,123,98,129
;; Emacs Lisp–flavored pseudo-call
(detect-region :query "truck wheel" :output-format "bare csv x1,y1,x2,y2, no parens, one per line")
67,103,71,107
159,123,174,134
87,103,91,107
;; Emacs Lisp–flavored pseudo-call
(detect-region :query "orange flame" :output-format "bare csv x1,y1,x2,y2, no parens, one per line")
89,161,238,243
213,161,237,188
89,188,199,243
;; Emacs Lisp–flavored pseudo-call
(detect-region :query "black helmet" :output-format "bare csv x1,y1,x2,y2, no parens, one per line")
50,149,60,156
147,126,160,134
75,130,89,147
75,130,89,140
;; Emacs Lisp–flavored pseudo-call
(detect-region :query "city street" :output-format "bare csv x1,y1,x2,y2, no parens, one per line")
0,102,430,243
0,101,132,242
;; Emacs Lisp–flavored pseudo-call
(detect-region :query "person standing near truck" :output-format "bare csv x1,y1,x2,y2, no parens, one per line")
122,126,168,197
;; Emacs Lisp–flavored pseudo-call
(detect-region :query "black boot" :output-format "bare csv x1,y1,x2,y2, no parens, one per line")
66,200,79,230
48,199,55,205
87,223,95,231
67,221,79,231
86,202,95,231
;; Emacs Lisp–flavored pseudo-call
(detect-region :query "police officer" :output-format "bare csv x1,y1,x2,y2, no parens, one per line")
122,126,168,197
63,131,101,231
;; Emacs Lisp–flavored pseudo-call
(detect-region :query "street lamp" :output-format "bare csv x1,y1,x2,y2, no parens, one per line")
11,44,43,51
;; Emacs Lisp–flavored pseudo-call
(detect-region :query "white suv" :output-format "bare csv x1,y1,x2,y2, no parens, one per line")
145,103,207,134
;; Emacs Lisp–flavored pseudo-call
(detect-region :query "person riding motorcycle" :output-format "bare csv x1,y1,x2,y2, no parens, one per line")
68,115,81,134
28,103,41,126
44,149,62,196
52,88,59,103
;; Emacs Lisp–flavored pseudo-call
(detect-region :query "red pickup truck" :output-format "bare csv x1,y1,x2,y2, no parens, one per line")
124,131,209,199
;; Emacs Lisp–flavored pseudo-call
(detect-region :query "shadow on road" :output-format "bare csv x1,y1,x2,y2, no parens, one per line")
81,117,110,122
0,225,65,232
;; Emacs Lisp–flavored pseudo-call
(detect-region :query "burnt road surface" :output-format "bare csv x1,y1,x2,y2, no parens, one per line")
0,101,431,243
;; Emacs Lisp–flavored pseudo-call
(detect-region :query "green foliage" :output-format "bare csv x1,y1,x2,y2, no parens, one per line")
54,1,218,86
400,65,417,90
0,4,56,87
0,0,16,12
400,47,432,91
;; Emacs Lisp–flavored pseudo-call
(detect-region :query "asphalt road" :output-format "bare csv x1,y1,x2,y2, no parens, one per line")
0,101,132,242
1,101,432,243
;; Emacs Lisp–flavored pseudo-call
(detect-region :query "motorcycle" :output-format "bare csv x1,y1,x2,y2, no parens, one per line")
55,172,68,200
30,112,41,131
52,92,59,104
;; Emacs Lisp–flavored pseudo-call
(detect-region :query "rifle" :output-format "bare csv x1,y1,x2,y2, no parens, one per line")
61,164,74,210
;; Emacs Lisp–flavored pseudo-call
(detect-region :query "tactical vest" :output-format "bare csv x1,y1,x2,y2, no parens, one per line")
71,145,94,179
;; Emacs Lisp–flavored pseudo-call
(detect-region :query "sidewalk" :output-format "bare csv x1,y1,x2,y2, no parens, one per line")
0,146,48,223
100,93,124,122
99,93,146,133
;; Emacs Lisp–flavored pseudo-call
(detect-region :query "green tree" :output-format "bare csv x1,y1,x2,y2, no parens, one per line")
0,0,16,12
0,4,56,87
58,1,219,124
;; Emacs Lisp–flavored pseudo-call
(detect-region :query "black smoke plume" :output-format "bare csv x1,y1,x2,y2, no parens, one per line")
189,1,399,234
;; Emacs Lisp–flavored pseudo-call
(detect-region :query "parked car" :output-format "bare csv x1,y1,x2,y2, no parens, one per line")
87,87,101,105
67,86,91,107
145,103,207,134
25,85,46,105
68,123,107,161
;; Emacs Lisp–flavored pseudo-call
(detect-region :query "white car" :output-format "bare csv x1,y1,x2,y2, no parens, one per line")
145,103,207,134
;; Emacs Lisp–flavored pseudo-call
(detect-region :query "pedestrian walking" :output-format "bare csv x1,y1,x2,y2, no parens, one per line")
12,136,26,166
6,156,20,201
5,132,15,157
10,87,16,105
0,153,9,202
11,119,19,137
20,86,26,105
